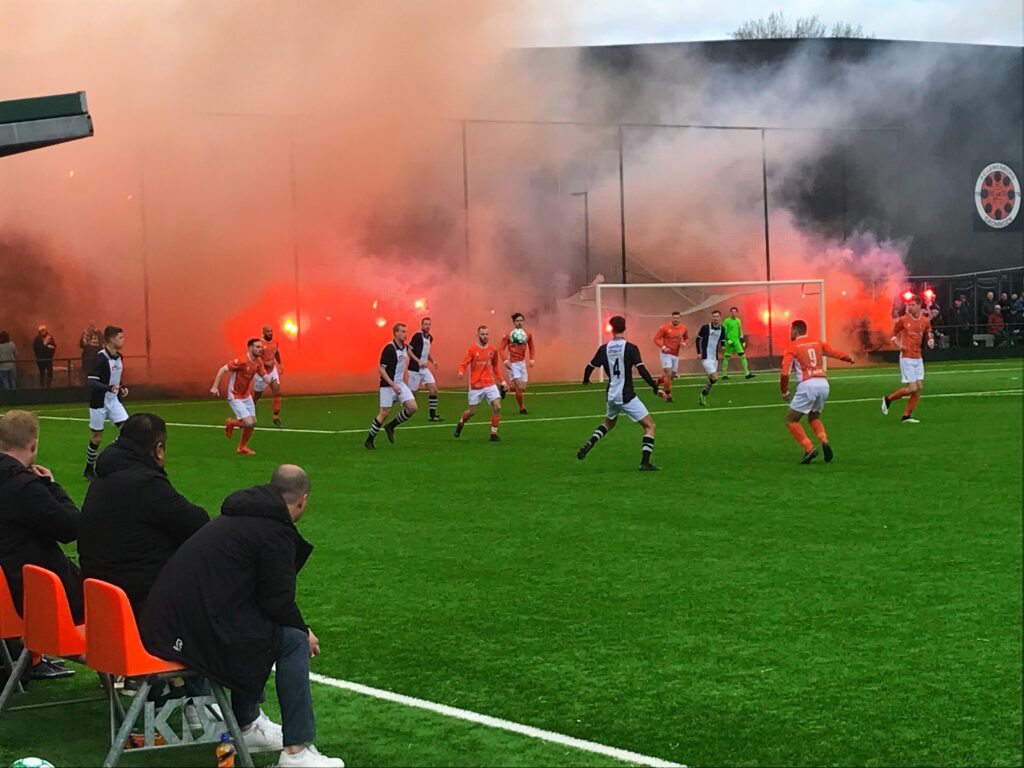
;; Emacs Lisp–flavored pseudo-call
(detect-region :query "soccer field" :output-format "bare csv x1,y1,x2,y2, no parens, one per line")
1,359,1021,767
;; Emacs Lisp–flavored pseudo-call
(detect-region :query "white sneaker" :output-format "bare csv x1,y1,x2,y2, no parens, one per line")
277,744,345,767
241,711,284,752
881,396,890,415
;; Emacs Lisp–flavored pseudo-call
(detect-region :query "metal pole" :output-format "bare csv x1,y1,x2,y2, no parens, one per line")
820,280,827,371
761,129,774,360
583,191,591,284
137,159,153,378
617,125,627,316
461,120,470,269
288,127,301,353
595,284,604,383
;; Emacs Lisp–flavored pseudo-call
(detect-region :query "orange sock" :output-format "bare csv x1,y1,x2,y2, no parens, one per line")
787,422,813,451
460,409,474,423
239,427,254,449
661,375,672,395
904,392,920,417
490,413,501,434
227,418,243,428
809,417,828,443
514,390,524,409
887,387,909,401
272,396,282,417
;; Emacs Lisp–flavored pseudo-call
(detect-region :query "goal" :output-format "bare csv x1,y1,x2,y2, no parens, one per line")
593,279,826,380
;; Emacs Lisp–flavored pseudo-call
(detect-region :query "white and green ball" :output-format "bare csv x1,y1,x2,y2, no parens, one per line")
11,759,55,768
509,328,528,345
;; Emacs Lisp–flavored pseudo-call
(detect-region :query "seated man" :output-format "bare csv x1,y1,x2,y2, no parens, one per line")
0,410,81,680
79,413,209,612
140,465,343,768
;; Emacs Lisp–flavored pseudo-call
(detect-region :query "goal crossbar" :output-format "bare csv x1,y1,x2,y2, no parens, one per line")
594,279,827,380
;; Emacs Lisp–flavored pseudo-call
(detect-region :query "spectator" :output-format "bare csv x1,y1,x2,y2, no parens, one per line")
980,291,996,324
0,331,16,390
999,292,1012,322
78,413,209,612
988,305,1006,340
79,324,103,383
0,410,81,679
32,326,56,389
946,298,971,347
140,465,344,767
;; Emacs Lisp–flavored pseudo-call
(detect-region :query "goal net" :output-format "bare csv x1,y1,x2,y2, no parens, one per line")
592,280,826,379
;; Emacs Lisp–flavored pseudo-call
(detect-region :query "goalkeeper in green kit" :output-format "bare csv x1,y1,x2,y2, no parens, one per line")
721,306,755,379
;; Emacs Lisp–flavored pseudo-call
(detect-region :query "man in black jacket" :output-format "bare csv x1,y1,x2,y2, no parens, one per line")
78,413,208,612
32,326,56,388
140,465,343,768
0,410,81,679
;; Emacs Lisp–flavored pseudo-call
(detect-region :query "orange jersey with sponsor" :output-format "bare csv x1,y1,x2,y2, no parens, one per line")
779,336,853,393
892,313,932,359
459,344,503,389
260,337,280,370
499,330,535,363
227,355,267,399
654,322,689,355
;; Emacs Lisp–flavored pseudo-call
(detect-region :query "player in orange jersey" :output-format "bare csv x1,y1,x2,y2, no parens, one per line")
499,312,535,414
780,319,854,464
210,337,270,455
455,325,509,442
653,310,689,402
881,295,935,424
252,324,284,427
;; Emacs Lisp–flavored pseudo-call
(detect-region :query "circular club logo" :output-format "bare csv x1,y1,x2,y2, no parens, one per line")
975,163,1019,228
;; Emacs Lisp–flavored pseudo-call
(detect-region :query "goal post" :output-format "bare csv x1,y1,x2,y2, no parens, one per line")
593,279,826,381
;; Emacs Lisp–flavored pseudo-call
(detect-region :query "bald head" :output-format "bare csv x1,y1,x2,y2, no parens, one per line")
271,464,310,504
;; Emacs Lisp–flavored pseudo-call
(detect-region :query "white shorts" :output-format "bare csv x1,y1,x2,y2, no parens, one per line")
89,393,128,431
701,358,719,375
380,384,415,409
789,378,830,415
229,396,257,420
408,368,436,389
468,385,502,406
659,352,679,373
606,396,649,423
899,357,925,384
508,361,528,382
253,366,280,393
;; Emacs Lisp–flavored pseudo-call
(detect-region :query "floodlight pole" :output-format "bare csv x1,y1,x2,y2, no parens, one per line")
617,125,627,316
761,129,774,359
461,120,471,270
136,158,153,378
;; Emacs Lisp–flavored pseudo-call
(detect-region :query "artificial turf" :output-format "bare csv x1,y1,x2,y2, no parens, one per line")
1,359,1021,767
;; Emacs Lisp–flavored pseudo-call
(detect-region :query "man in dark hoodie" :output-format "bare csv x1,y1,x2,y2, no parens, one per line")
140,465,343,768
0,410,81,680
78,413,209,612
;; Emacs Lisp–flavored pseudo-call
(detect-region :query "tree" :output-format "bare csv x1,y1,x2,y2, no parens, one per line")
731,12,872,40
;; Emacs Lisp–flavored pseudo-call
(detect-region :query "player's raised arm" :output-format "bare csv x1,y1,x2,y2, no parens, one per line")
822,342,855,364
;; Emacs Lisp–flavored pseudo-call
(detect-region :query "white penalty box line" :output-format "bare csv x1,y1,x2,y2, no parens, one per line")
34,388,1024,435
308,672,685,767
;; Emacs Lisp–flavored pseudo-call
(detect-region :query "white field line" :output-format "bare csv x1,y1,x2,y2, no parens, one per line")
25,364,1024,413
35,388,1023,435
308,672,685,768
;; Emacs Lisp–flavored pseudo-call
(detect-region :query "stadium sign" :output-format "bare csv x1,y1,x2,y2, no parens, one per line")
974,162,1020,229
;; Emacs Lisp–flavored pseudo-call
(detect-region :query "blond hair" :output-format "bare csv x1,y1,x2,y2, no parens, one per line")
0,410,39,452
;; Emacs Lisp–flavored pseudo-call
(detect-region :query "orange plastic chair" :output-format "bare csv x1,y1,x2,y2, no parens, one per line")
22,564,85,658
83,579,253,768
0,567,25,696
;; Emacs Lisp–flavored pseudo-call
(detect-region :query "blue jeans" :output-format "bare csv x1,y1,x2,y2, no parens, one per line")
230,626,315,747
0,370,14,389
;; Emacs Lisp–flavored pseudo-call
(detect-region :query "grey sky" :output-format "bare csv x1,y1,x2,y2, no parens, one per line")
527,0,1023,48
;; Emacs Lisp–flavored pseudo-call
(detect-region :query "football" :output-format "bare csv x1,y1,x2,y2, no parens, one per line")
509,328,528,345
11,759,55,768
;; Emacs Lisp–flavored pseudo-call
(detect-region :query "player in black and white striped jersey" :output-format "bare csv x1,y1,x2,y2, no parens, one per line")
408,317,441,421
84,325,129,480
364,323,417,449
577,315,665,471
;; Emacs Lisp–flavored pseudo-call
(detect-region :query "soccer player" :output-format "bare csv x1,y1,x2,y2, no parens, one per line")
881,295,935,424
455,325,508,442
409,317,442,421
721,306,755,379
210,337,270,456
365,323,417,449
252,324,284,427
499,312,535,414
84,325,129,480
695,310,726,407
779,319,854,464
577,315,663,471
653,310,689,402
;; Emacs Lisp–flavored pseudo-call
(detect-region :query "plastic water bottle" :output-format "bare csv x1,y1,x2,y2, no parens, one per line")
216,732,236,768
